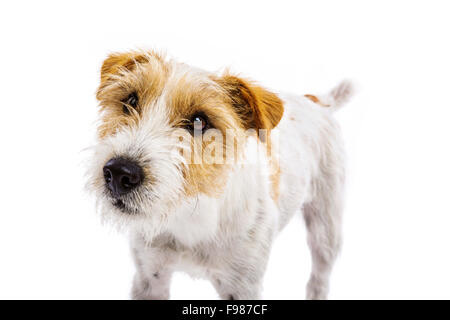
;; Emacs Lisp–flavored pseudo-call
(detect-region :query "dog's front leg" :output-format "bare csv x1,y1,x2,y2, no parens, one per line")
212,273,263,300
211,251,269,300
211,230,274,300
130,235,175,300
131,264,173,300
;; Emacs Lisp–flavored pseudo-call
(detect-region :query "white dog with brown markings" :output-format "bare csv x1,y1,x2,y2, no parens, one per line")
86,50,353,300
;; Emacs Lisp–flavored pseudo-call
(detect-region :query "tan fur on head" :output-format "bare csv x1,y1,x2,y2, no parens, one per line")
94,50,285,199
163,72,242,198
95,51,169,139
98,51,167,88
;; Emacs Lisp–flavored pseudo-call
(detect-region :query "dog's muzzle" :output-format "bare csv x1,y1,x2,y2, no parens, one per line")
103,157,143,198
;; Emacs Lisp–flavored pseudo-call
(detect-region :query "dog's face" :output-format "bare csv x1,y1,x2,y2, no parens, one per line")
87,50,283,235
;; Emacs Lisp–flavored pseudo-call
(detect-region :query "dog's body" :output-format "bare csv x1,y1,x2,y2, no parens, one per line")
87,50,352,300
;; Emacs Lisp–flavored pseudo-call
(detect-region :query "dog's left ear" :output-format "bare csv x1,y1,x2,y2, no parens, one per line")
216,74,284,138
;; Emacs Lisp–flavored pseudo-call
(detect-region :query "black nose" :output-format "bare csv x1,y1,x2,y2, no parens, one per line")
103,158,143,196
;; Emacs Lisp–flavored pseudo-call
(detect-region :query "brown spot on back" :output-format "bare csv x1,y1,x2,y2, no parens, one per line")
263,134,280,203
269,159,280,202
305,94,330,107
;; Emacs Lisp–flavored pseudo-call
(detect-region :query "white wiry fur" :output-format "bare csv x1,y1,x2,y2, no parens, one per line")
86,58,353,299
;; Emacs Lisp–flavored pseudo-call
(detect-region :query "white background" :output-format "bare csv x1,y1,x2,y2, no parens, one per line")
0,1,449,299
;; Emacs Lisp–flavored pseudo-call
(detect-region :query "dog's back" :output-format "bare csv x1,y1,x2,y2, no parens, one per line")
275,81,353,298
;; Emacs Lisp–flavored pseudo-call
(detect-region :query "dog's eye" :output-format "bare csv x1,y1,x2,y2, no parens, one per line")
191,113,208,133
122,92,138,114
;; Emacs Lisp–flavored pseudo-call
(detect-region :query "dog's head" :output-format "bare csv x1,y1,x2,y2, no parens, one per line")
86,50,283,236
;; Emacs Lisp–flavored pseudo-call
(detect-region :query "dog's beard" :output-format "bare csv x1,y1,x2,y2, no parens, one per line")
91,186,175,241
84,114,190,240
103,184,155,215
85,152,186,242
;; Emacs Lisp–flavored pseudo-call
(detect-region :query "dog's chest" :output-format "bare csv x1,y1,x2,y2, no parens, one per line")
167,196,221,247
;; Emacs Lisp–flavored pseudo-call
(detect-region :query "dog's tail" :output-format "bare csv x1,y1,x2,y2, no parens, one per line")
305,80,354,112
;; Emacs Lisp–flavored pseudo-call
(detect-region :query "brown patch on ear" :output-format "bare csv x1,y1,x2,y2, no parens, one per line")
305,94,330,107
215,74,283,201
216,75,284,138
98,51,166,93
100,52,148,84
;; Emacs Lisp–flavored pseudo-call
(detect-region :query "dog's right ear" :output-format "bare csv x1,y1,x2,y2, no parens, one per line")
99,51,150,87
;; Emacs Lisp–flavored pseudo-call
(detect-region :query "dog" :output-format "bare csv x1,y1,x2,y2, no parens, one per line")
86,50,353,300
